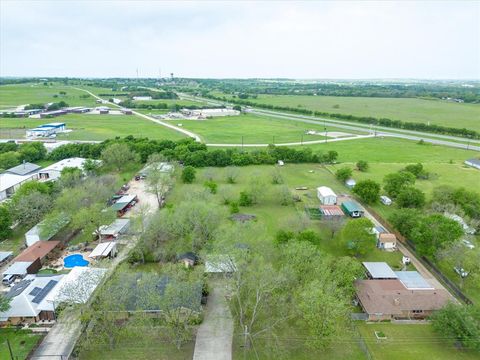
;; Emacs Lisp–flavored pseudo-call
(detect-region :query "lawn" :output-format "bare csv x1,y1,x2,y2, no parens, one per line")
0,225,30,255
0,113,185,141
164,113,367,144
0,328,44,360
356,323,479,360
0,83,97,109
223,93,480,132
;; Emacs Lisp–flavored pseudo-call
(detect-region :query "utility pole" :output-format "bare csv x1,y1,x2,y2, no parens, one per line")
6,339,14,360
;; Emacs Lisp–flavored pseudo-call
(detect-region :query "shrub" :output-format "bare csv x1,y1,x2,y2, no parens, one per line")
239,191,253,206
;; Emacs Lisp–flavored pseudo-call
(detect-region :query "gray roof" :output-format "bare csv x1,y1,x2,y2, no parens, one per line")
395,271,434,290
363,262,398,279
0,251,13,263
2,261,33,276
5,162,41,176
465,158,480,166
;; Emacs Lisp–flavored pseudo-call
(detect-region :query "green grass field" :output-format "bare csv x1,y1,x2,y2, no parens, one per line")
356,323,479,360
0,83,97,109
221,93,480,132
0,114,185,141
0,329,43,360
164,113,367,144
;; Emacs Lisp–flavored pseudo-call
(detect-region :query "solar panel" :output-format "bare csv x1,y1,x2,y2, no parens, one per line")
29,287,42,296
32,280,57,304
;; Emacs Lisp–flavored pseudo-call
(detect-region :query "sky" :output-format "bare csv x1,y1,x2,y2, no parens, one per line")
1,0,479,79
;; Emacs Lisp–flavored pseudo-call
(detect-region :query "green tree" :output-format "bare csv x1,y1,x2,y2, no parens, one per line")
352,179,380,204
72,203,117,242
403,163,429,179
239,191,253,206
356,160,369,172
18,142,47,162
432,303,480,351
383,171,416,198
11,180,50,201
13,191,52,227
396,187,426,208
0,151,21,169
101,143,139,171
388,208,421,239
204,180,218,194
0,294,11,312
146,168,173,207
335,167,353,183
181,166,196,183
340,218,375,257
0,205,12,241
411,214,463,258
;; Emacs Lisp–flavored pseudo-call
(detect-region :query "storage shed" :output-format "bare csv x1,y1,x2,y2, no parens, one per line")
377,233,397,251
341,200,363,218
317,186,337,205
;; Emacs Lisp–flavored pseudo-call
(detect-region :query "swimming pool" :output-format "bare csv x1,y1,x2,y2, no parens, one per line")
63,254,89,268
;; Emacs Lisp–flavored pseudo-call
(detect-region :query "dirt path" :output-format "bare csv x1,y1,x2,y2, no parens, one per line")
193,281,233,360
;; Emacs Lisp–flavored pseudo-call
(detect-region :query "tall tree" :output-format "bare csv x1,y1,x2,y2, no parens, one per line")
353,179,380,204
146,168,173,208
383,171,416,198
396,187,426,208
340,218,375,257
0,205,12,241
101,143,139,171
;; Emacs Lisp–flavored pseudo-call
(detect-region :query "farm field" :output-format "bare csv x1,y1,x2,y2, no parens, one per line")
0,114,185,141
356,323,479,360
164,113,367,144
217,93,480,132
0,83,97,109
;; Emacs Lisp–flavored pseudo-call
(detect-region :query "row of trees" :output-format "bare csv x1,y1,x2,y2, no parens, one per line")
0,141,47,170
47,136,339,168
204,94,479,139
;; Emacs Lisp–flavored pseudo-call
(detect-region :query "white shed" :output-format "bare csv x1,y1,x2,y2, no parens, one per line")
317,186,337,205
89,242,117,259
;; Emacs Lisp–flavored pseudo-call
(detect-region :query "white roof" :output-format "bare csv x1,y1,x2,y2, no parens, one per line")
45,267,107,305
317,186,336,197
363,262,398,279
205,255,236,273
99,219,130,236
89,242,116,258
0,172,36,192
0,274,63,320
39,157,93,173
116,194,136,204
2,261,33,276
0,251,13,262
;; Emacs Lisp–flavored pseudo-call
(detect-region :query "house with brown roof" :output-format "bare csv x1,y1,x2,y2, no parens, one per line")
355,279,451,321
14,241,61,265
377,233,397,251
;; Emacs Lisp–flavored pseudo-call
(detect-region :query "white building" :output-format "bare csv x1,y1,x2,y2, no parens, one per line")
0,274,64,325
38,157,98,182
317,186,337,205
132,96,152,101
377,233,397,251
0,162,40,201
89,242,117,259
183,108,240,118
464,158,480,170
345,178,356,189
98,218,130,240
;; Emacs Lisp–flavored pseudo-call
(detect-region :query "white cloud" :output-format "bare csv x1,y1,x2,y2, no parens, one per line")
1,0,478,78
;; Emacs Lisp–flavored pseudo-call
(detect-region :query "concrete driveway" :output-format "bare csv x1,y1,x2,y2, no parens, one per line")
193,281,233,360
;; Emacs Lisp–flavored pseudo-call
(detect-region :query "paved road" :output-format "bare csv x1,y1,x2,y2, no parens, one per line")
180,93,480,151
73,88,201,142
193,281,233,360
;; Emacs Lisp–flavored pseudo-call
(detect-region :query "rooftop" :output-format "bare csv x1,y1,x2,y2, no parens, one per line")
317,186,336,197
465,158,480,166
394,271,434,290
0,274,63,320
379,233,397,243
39,157,93,173
0,251,13,263
342,200,362,212
5,162,41,176
363,262,398,279
2,261,33,276
355,279,450,316
89,242,116,258
14,241,60,263
320,205,344,216
99,218,130,236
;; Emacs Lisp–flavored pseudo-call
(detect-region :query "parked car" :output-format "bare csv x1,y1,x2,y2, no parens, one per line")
461,239,475,249
454,266,469,278
2,274,16,285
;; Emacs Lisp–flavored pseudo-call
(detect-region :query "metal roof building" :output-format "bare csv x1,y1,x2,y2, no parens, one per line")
395,271,434,290
363,262,398,279
4,162,41,176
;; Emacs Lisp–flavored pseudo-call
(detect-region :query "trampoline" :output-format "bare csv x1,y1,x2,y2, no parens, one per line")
63,254,89,268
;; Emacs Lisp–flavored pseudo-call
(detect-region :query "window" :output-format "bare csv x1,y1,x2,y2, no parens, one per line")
412,310,423,314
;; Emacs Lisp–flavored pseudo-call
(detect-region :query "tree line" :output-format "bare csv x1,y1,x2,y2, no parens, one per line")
205,94,480,139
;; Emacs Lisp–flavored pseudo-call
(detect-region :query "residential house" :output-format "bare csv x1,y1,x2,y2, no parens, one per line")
0,274,64,325
38,157,97,182
14,240,61,265
0,162,40,201
377,233,397,251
